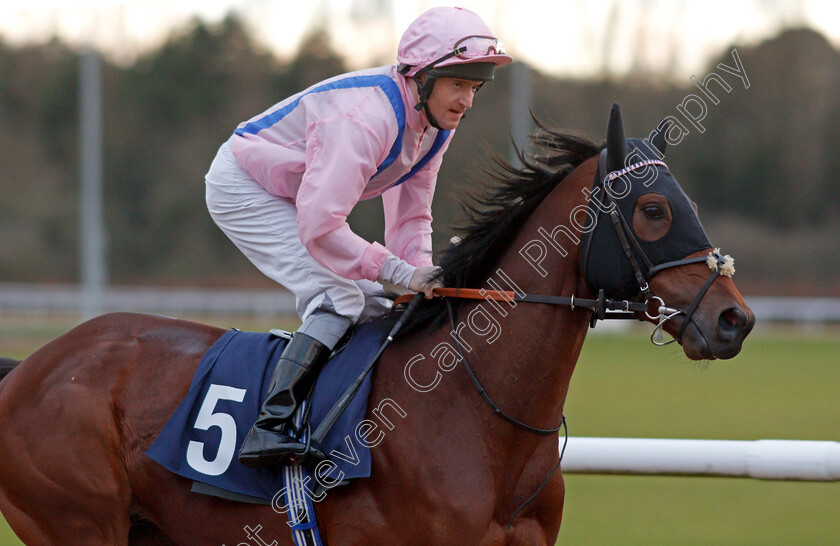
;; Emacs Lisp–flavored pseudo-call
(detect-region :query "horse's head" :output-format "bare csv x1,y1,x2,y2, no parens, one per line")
580,103,754,360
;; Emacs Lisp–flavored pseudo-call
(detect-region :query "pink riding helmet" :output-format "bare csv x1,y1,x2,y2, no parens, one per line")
397,7,513,123
397,6,513,76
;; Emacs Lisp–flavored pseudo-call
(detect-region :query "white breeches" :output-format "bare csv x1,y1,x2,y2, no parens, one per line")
205,137,392,347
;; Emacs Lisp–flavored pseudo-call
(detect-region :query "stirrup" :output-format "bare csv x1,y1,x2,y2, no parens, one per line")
284,423,327,467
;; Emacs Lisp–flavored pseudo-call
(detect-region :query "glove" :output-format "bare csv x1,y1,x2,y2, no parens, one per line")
408,265,443,299
378,255,442,299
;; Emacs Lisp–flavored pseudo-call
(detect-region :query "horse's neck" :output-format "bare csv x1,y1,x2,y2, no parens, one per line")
371,159,597,514
453,159,598,449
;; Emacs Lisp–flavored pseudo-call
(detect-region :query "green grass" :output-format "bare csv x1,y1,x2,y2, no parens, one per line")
560,475,840,545
565,326,840,440
557,325,840,545
1,316,838,544
0,524,20,546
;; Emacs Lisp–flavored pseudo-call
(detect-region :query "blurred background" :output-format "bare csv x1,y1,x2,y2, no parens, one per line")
0,0,838,308
0,1,839,544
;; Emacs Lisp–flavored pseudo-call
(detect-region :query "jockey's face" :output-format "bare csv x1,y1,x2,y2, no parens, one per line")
426,77,482,130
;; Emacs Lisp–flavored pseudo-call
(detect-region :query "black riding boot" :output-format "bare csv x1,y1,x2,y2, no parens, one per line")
238,332,330,467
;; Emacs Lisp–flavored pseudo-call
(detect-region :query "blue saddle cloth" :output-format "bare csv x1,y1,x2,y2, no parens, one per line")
147,318,392,501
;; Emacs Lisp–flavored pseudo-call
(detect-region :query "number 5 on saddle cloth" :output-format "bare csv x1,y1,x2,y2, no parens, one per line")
147,317,397,502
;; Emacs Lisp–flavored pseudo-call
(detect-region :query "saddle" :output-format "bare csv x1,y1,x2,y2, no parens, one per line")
147,317,395,503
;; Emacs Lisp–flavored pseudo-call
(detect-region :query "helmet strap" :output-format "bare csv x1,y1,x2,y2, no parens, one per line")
412,73,444,130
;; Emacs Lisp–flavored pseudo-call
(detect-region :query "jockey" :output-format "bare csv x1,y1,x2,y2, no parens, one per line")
205,6,512,467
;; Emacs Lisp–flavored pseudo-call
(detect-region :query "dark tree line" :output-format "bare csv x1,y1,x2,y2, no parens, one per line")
0,16,837,294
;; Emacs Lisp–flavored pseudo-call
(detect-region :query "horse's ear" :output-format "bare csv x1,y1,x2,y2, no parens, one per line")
606,102,627,173
651,118,669,156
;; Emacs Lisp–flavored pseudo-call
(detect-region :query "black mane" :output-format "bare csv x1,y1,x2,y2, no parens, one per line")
396,122,602,336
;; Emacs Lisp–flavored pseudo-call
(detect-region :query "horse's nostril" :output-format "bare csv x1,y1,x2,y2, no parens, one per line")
718,307,747,336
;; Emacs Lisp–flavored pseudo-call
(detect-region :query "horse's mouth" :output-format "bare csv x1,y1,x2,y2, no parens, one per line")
674,318,714,360
671,311,754,361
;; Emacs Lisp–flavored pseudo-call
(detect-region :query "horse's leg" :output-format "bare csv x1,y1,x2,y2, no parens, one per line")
0,393,134,544
0,361,134,544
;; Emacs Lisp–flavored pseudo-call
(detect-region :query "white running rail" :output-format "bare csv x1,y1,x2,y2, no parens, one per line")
561,437,840,481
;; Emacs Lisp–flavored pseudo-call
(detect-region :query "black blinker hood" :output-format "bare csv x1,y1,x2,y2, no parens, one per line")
579,110,711,300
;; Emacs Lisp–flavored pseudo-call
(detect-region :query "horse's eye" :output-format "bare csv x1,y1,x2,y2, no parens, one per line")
643,204,663,219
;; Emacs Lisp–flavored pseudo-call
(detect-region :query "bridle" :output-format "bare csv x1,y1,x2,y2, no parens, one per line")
396,152,735,345
592,149,735,344
392,150,735,527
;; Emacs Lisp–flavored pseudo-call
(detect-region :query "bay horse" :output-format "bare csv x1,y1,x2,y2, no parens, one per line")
0,104,753,545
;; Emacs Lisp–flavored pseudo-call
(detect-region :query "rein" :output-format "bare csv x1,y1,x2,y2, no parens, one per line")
389,152,736,530
445,297,567,531
444,298,566,435
394,245,734,346
395,286,675,324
